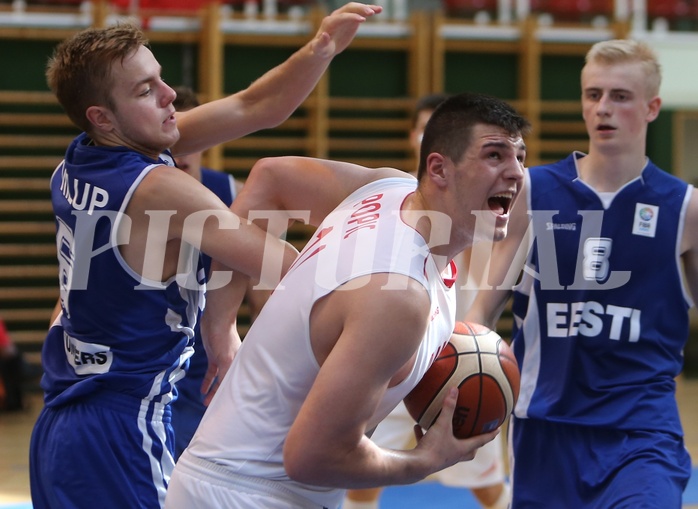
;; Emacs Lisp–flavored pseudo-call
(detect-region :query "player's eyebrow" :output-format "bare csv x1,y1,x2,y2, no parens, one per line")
585,86,632,95
129,65,163,93
481,141,507,150
482,140,525,152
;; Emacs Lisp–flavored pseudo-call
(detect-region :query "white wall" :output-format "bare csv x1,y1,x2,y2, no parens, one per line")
636,33,698,109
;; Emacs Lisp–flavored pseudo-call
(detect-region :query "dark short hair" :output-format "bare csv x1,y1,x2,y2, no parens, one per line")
417,92,530,179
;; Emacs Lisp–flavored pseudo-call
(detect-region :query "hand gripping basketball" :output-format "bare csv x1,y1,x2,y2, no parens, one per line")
404,321,520,439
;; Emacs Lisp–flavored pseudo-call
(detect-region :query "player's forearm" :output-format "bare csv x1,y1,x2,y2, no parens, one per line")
285,428,495,490
284,434,432,489
285,390,489,489
174,4,379,155
172,47,330,154
202,262,247,341
198,268,247,400
233,44,334,128
235,4,380,129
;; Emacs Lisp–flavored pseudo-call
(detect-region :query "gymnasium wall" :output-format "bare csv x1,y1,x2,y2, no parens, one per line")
1,9,696,375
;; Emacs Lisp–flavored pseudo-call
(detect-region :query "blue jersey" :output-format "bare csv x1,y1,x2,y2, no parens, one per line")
171,169,235,459
42,132,204,406
512,152,693,434
31,133,208,509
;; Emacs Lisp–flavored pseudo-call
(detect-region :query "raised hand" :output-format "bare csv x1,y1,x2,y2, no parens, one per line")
311,3,383,59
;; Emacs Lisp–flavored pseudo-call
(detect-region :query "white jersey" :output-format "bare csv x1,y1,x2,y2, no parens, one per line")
182,178,457,508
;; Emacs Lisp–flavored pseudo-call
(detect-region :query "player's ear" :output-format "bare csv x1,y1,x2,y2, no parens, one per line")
425,152,448,189
85,105,115,133
646,95,661,123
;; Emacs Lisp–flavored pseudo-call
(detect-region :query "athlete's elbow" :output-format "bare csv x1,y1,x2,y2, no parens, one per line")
247,156,296,188
283,441,327,485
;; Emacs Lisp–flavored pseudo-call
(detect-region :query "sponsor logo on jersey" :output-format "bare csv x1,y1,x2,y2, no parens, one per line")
63,332,113,374
546,222,577,231
632,203,659,238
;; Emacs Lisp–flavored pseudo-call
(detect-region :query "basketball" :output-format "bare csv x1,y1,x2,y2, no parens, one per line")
403,321,520,439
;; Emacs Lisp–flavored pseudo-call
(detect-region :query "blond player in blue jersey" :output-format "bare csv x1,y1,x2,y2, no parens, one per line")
466,39,698,508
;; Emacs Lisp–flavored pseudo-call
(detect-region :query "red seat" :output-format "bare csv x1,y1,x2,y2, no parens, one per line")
27,0,84,4
530,0,613,21
442,0,497,18
109,0,222,11
647,0,692,20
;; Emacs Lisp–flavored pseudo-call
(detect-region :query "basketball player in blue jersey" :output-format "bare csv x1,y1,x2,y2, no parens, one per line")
465,39,698,508
28,6,383,509
165,92,530,509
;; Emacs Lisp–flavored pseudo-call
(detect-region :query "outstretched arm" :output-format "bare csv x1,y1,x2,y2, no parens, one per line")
173,3,382,155
231,155,408,230
122,166,300,396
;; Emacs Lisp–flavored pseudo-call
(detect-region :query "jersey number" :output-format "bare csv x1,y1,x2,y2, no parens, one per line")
582,237,612,282
56,217,76,317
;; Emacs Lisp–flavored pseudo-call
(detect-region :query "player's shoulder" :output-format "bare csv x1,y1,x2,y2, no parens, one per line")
344,272,429,309
136,164,211,209
642,161,693,210
644,159,687,184
357,169,417,193
334,171,416,212
347,273,431,338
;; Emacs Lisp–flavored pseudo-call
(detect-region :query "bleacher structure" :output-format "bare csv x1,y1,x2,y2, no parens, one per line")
0,0,696,373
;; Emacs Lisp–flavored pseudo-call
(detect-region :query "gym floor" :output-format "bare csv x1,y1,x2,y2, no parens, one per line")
2,377,698,508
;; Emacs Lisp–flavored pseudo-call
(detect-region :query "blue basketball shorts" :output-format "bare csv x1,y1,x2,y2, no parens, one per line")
29,391,175,509
171,381,207,460
509,416,692,509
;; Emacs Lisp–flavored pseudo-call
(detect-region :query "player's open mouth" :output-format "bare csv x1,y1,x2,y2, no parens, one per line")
488,193,513,215
164,110,176,124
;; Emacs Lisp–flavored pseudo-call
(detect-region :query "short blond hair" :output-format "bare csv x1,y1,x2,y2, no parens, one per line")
585,39,661,98
46,23,148,133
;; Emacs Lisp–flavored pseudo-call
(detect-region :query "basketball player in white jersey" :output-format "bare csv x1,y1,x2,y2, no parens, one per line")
166,92,530,509
29,5,383,508
343,93,510,509
466,39,698,508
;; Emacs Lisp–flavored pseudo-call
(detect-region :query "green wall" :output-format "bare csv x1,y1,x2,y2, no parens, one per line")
0,35,676,171
444,52,519,99
0,40,55,90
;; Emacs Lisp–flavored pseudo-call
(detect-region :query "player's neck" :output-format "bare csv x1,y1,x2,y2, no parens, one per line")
401,191,455,272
